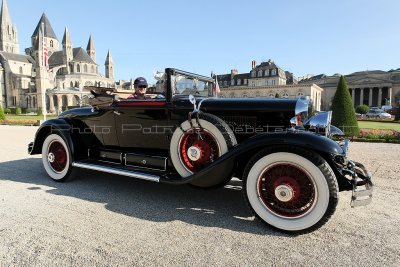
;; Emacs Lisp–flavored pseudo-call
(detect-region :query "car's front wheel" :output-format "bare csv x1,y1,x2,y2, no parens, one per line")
243,146,338,234
42,133,74,182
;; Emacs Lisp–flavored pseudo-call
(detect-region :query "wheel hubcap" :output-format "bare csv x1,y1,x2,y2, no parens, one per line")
258,163,316,218
275,184,294,202
187,146,202,161
48,152,55,163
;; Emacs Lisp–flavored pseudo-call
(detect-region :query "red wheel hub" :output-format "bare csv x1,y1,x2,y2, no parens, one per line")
48,141,67,173
258,163,316,218
179,128,220,172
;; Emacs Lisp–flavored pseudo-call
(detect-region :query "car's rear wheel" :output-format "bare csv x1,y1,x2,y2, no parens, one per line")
42,133,74,182
170,113,237,178
243,146,338,234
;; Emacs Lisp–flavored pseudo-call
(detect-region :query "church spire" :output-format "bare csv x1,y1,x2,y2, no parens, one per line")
0,0,19,53
105,50,114,79
86,34,96,63
62,27,73,68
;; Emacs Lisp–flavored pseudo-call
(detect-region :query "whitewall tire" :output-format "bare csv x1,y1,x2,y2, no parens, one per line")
170,113,237,177
243,147,338,233
42,133,73,181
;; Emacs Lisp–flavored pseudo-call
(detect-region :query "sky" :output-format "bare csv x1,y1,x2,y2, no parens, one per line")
7,0,400,82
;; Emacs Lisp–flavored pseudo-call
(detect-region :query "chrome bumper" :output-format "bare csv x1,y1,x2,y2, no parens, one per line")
343,160,373,207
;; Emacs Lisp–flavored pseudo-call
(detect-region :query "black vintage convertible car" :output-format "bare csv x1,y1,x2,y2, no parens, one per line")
28,68,373,233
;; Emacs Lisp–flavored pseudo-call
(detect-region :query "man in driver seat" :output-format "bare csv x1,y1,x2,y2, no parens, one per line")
128,77,151,100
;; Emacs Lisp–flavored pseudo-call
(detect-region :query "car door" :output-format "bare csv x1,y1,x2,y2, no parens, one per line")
112,99,171,151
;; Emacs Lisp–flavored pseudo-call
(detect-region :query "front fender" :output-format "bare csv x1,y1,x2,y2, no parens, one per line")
29,119,75,157
161,131,344,185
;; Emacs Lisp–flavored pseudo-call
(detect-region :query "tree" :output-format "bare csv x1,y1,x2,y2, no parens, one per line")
0,106,5,120
37,108,43,116
331,76,359,135
395,104,400,121
355,105,369,114
15,107,21,116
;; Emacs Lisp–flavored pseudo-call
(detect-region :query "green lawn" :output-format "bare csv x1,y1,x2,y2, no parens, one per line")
4,115,57,120
358,121,400,131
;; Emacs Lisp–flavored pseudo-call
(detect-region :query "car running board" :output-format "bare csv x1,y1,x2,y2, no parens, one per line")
72,161,160,182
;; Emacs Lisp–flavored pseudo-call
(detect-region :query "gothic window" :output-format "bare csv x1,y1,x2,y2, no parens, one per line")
264,70,269,76
75,81,79,88
91,65,95,73
50,40,54,48
77,64,81,73
251,71,256,78
70,81,74,88
84,64,88,73
57,69,63,75
237,79,241,86
32,96,36,107
272,80,276,86
19,67,23,74
271,69,276,76
231,79,235,85
258,70,262,77
69,64,73,73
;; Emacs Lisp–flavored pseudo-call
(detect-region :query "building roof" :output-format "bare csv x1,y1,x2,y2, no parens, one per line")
105,50,112,65
48,47,96,67
32,13,58,40
0,51,34,64
253,59,280,70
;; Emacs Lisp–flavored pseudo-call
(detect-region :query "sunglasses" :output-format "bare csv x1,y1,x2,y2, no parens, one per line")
137,85,147,89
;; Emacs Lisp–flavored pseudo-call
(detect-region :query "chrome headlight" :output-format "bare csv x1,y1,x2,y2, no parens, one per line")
303,111,332,137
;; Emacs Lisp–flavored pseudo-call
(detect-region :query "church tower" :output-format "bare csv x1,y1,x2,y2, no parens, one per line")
86,34,96,63
62,27,73,73
105,50,114,79
0,0,19,53
31,13,58,56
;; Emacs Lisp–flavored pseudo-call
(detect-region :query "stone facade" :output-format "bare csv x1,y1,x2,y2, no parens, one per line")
0,0,115,113
217,60,323,111
299,70,400,110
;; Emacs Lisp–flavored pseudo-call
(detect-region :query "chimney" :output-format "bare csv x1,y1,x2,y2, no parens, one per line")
251,60,257,69
231,69,238,78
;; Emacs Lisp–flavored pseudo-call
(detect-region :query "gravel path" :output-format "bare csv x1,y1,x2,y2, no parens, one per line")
0,125,399,266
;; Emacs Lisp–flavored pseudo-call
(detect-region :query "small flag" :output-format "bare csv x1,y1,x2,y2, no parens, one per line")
214,75,220,97
43,37,49,70
42,23,49,71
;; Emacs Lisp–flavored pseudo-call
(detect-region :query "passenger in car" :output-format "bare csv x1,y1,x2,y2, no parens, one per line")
128,77,151,100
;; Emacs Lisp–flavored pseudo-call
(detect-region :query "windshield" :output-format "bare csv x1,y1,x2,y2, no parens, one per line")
170,73,214,98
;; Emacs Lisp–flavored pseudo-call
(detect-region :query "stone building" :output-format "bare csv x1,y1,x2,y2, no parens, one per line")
0,0,115,112
217,60,323,111
299,70,400,110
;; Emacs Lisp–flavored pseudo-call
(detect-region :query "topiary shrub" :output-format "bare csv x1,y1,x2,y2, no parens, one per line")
395,104,400,121
0,106,5,120
15,107,21,116
25,108,32,114
4,108,11,114
331,76,359,135
37,108,43,116
355,105,369,114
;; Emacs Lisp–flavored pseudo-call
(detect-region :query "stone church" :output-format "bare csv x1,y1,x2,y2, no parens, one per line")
0,0,114,112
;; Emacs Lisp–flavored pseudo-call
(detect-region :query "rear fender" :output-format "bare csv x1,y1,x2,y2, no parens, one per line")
29,119,75,158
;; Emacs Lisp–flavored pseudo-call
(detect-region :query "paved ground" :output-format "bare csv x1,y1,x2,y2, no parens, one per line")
0,125,399,266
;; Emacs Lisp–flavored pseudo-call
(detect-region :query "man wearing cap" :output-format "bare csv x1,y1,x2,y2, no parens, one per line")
128,77,151,100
